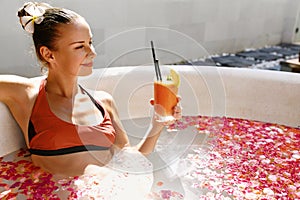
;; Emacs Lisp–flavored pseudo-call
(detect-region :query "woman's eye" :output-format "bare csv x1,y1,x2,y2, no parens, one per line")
75,45,84,49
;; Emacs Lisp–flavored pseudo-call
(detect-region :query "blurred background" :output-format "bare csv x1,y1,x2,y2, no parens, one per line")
1,0,300,77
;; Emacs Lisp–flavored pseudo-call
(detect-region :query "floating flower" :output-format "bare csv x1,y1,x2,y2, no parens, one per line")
0,116,299,199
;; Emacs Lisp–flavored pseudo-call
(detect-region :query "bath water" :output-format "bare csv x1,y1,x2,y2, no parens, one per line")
0,115,299,199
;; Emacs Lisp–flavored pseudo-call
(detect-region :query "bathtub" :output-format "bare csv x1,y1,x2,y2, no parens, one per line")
1,65,300,199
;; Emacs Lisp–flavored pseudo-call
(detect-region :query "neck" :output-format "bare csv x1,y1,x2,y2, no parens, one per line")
45,74,79,98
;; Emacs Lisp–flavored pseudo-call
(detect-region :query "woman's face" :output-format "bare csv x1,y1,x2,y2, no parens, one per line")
50,17,97,77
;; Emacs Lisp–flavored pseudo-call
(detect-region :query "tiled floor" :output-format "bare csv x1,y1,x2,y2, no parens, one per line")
174,43,300,72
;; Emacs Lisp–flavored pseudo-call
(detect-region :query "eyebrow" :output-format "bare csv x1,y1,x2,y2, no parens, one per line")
69,37,93,46
69,41,85,45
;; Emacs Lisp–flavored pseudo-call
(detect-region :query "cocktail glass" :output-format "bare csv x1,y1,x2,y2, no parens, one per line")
153,67,180,123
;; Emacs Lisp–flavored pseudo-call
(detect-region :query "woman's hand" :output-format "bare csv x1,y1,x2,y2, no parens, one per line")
150,96,182,127
138,96,182,155
172,96,182,120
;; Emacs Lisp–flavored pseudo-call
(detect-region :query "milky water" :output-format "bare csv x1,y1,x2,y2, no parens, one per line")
1,116,299,199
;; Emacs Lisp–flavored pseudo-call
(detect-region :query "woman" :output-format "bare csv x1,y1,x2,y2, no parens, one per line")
0,2,181,179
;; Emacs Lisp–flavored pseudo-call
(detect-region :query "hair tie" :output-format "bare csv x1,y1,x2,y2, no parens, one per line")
20,2,46,34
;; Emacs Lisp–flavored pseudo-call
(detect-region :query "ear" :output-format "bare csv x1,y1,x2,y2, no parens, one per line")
39,46,54,63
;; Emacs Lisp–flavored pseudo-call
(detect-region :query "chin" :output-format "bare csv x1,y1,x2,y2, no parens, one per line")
78,66,93,76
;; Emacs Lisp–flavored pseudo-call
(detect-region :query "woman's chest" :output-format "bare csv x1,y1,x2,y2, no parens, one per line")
47,93,104,126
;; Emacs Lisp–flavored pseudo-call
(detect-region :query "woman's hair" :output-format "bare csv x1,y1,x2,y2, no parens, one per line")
17,2,80,70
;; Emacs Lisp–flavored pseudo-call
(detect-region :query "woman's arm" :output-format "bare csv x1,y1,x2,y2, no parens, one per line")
137,102,182,155
0,75,30,104
94,91,182,155
136,116,164,155
0,75,40,138
0,75,32,146
0,75,38,117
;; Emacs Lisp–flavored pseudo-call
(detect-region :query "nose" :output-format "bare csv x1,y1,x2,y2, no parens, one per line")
88,45,97,59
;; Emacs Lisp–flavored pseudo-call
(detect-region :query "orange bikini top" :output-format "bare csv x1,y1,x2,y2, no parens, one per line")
28,79,116,156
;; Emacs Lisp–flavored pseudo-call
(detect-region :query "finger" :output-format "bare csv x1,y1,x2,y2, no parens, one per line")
173,105,182,112
176,95,182,103
174,113,182,120
173,105,182,120
173,105,182,114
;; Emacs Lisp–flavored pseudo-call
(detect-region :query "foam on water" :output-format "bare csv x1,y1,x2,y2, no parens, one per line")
1,115,299,199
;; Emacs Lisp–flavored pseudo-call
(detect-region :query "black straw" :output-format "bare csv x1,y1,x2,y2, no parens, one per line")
150,41,162,81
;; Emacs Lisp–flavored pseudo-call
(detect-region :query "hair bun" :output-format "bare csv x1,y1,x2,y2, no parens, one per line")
17,2,52,33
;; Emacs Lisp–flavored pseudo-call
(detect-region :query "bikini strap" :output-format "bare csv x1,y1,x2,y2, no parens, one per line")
78,85,105,117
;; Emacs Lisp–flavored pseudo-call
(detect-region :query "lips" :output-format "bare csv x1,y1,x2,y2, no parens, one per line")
81,61,93,67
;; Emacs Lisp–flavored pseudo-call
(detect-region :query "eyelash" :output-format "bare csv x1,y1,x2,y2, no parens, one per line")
75,41,93,49
75,46,84,49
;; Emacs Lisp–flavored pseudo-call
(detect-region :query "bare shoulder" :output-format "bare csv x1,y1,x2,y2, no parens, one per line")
92,90,118,115
94,90,114,102
94,90,115,108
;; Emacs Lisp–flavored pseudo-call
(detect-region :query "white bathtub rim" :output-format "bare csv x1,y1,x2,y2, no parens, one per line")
1,65,300,156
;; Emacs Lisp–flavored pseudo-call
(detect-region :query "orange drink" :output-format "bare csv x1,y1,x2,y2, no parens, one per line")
153,68,180,122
